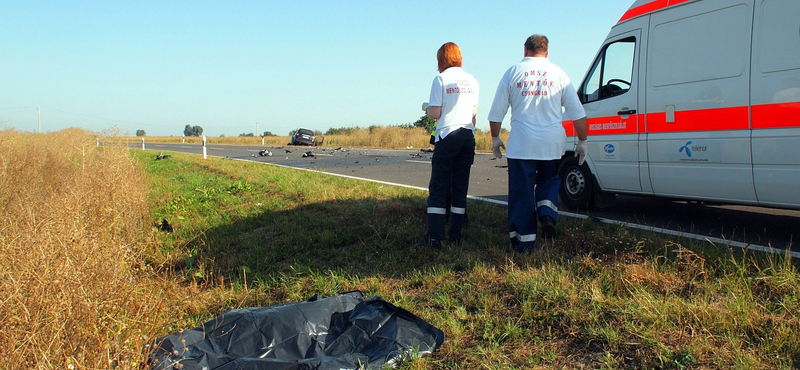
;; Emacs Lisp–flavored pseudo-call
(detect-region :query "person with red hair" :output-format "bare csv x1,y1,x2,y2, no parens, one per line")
420,42,480,248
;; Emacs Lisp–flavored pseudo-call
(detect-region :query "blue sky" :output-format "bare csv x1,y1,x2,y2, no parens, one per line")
1,1,633,137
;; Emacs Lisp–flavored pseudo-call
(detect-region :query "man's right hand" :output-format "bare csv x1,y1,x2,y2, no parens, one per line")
492,137,505,159
575,139,588,165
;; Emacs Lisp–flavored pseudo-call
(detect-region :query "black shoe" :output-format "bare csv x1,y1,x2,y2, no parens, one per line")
540,216,557,239
416,237,442,249
512,241,534,254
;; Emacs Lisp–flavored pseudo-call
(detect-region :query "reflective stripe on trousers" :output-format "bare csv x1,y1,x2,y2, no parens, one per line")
509,231,536,242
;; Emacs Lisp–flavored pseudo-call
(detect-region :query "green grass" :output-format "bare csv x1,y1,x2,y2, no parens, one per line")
134,149,800,369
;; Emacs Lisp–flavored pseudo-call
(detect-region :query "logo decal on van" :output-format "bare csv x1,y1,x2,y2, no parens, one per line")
601,142,619,161
679,141,693,157
678,141,710,162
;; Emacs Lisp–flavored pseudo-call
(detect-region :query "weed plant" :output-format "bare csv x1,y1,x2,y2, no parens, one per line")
2,129,798,369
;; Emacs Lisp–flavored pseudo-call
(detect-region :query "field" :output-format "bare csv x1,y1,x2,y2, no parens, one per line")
1,128,798,369
130,125,504,152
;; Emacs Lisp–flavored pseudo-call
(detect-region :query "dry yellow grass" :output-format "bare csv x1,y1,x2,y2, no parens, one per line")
0,129,165,368
4,128,797,369
0,126,499,369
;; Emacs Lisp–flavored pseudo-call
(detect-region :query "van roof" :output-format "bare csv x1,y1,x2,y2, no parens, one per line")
618,0,698,23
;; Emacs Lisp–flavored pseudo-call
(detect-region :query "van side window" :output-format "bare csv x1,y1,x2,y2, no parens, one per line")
580,37,635,103
757,0,800,74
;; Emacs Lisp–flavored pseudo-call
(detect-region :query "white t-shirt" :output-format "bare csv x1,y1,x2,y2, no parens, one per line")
428,67,479,142
487,57,585,159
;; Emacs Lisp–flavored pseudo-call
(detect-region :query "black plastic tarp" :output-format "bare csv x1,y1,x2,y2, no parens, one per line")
146,291,445,370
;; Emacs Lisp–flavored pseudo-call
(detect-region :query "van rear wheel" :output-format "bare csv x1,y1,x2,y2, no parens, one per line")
558,156,594,210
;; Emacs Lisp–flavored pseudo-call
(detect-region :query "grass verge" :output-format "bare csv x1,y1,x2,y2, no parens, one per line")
1,129,798,369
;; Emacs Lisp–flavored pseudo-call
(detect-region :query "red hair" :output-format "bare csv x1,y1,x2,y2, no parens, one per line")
437,42,463,73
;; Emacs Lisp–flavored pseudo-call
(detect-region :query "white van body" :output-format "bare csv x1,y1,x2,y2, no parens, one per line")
559,0,800,210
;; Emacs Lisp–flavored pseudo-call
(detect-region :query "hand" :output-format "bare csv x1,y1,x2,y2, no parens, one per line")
421,102,429,111
575,139,588,165
492,137,505,159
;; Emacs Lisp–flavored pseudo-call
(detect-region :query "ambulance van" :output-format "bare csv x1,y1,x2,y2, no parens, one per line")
560,0,800,210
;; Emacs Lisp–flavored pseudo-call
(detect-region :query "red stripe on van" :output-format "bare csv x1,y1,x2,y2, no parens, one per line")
618,0,695,22
752,102,800,129
586,115,639,135
563,120,574,136
563,114,640,137
646,106,749,133
565,103,799,137
619,0,667,22
638,113,647,133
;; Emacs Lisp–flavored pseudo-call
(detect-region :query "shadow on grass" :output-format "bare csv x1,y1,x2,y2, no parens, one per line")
173,194,515,287
140,151,800,369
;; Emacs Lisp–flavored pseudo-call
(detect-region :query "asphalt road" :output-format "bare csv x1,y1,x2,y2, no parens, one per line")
136,141,800,256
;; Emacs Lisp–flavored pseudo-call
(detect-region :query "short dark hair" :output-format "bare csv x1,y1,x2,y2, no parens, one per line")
524,34,549,54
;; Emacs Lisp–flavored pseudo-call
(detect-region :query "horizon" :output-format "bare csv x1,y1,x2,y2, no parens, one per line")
1,0,633,137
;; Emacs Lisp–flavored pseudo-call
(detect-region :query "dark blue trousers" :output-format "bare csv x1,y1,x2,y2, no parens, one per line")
427,128,475,242
507,158,560,248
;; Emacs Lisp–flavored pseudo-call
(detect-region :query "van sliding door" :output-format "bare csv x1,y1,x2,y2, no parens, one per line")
645,0,756,204
750,0,800,209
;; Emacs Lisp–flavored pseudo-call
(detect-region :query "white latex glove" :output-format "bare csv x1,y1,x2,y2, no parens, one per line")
421,102,429,111
575,139,588,165
492,137,505,159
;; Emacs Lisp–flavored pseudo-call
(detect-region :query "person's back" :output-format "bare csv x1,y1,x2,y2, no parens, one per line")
488,41,583,161
430,66,478,141
487,34,588,253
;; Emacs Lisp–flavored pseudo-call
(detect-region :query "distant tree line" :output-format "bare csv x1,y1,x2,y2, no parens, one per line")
136,120,443,138
324,127,357,135
413,115,436,133
239,131,278,137
184,125,204,137
321,116,435,136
